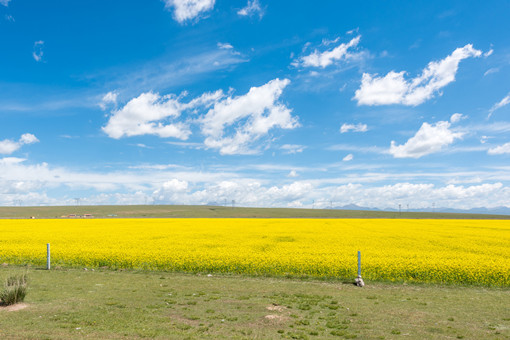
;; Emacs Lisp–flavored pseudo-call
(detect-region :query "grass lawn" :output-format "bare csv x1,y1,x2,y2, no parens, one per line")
1,267,509,339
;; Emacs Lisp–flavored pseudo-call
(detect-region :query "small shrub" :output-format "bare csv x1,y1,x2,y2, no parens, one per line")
0,273,28,306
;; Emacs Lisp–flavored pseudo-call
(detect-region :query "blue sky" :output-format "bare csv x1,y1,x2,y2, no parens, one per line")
1,0,510,209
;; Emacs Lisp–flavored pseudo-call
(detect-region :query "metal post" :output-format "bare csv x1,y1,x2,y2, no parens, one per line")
355,250,365,287
47,243,50,270
357,250,361,277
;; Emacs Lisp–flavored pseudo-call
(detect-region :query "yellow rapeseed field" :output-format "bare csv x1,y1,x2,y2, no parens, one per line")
0,218,508,286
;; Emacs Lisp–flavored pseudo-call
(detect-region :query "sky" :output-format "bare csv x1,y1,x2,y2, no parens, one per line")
1,0,510,210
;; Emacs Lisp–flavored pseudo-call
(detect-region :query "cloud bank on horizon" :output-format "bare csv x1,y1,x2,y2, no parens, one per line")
1,1,510,210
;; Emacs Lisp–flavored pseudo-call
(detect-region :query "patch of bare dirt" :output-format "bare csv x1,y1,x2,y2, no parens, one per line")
264,314,281,320
264,304,290,323
0,303,28,312
266,303,286,312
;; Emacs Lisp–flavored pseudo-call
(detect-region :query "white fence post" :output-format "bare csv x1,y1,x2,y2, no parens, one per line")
47,243,50,270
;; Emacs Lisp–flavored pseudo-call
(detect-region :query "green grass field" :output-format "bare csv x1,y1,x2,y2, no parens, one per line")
1,204,509,219
1,267,509,339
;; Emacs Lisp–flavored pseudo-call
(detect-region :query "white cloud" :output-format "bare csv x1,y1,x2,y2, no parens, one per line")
483,49,493,57
152,179,189,201
134,143,151,149
389,121,463,158
104,49,246,95
217,42,241,56
217,42,233,50
0,140,20,155
295,36,361,68
103,79,297,154
340,123,368,133
32,40,44,62
287,170,298,178
102,92,192,139
488,92,510,118
354,44,482,106
19,134,38,145
200,78,299,155
237,0,264,18
488,142,510,155
151,180,313,208
484,68,499,76
343,154,353,162
327,144,385,154
102,90,223,140
450,113,466,123
3,156,510,210
280,144,305,154
346,28,359,35
0,134,39,155
0,0,11,7
327,182,506,210
99,91,118,110
164,0,215,23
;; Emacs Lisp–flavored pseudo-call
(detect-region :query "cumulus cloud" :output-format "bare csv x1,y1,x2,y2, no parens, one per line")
340,123,368,133
148,180,510,210
3,156,510,210
354,44,482,106
488,92,510,118
103,79,297,154
164,0,215,23
488,142,510,155
327,182,506,210
32,40,44,62
237,0,264,18
0,0,11,7
103,92,192,139
200,78,298,155
152,179,189,202
102,90,223,140
152,180,312,208
0,134,39,155
295,36,361,68
389,121,463,158
99,91,118,110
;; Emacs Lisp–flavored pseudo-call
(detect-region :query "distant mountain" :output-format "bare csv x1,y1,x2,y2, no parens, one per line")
331,204,381,211
442,206,510,215
330,204,510,215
